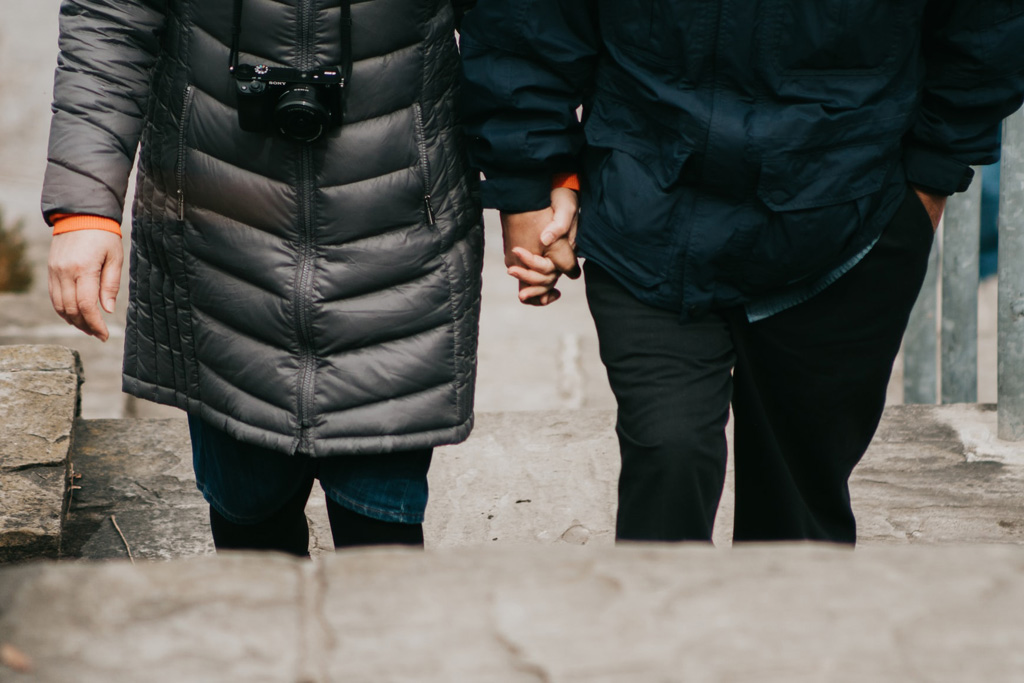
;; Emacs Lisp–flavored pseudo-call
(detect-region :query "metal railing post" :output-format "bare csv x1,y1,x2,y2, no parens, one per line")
941,176,981,403
998,108,1024,440
904,235,940,404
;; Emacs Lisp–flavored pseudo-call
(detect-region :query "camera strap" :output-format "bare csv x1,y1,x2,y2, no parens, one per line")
228,0,353,91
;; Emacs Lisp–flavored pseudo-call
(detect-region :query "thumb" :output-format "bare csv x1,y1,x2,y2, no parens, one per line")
99,248,122,314
541,188,578,246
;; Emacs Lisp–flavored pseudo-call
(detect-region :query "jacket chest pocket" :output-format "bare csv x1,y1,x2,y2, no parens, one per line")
599,0,714,74
770,1,911,76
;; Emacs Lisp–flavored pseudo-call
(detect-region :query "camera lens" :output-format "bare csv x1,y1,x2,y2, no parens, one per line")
274,86,330,142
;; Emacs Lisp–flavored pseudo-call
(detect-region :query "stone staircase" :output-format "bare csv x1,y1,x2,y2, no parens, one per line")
3,343,1024,680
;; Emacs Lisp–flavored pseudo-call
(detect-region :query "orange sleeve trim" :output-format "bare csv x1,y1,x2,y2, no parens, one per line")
552,172,580,192
52,215,122,238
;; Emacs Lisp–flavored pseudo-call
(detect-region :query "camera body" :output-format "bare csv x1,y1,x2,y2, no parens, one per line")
233,63,344,143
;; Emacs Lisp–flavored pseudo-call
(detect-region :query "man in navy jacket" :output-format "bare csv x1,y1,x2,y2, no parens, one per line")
460,1,1024,543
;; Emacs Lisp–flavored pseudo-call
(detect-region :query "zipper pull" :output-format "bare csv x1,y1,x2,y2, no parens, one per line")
424,194,436,226
177,189,185,221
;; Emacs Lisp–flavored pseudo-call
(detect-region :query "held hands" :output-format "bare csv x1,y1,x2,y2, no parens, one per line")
500,187,580,306
48,230,124,342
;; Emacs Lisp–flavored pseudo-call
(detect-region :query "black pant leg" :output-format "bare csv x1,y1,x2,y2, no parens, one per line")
208,476,315,557
585,262,735,542
728,189,936,543
326,500,425,549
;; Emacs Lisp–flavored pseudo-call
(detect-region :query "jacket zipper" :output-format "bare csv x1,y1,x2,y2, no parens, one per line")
294,0,317,453
413,103,436,226
176,85,196,221
296,146,316,452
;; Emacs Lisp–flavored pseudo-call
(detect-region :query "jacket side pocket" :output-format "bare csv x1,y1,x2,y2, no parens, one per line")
413,102,439,229
176,85,195,222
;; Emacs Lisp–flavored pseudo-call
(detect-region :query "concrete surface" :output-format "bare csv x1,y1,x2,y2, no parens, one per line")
0,345,79,562
3,543,1024,682
856,402,1024,544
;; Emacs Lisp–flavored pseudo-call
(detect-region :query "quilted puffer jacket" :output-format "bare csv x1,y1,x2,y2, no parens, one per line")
42,0,484,456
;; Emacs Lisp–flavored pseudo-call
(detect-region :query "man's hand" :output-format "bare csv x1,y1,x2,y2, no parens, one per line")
500,187,580,306
48,230,123,342
912,186,947,232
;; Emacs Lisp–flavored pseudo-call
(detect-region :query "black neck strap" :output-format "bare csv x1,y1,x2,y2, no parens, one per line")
229,0,352,83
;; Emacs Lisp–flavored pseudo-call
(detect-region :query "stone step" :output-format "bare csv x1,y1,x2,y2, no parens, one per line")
4,339,1024,563
0,345,79,562
2,543,1024,682
54,404,1024,563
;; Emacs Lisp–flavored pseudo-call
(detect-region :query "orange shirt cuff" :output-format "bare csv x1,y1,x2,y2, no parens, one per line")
52,214,122,238
552,172,580,192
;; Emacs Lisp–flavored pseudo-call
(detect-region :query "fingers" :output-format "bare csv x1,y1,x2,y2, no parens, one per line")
99,249,123,314
509,247,560,305
54,270,108,341
540,187,579,247
75,274,110,342
510,247,557,275
544,239,581,280
518,284,561,306
48,231,122,341
508,248,559,287
507,265,557,286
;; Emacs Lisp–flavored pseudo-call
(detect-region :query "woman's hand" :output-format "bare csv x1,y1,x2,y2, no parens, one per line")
48,230,123,341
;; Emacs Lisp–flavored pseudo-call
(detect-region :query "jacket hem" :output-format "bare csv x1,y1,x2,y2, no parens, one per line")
122,374,475,457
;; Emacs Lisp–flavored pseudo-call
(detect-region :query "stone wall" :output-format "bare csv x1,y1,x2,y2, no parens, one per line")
2,344,1024,680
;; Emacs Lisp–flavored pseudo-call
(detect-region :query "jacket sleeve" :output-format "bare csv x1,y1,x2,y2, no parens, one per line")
459,0,598,213
904,1,1024,195
41,0,167,226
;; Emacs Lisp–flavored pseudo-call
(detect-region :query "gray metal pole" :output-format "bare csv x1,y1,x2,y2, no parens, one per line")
998,108,1024,440
904,234,940,404
941,175,981,403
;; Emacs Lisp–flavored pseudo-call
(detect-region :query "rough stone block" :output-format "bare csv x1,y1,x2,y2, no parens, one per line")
3,544,1024,682
0,282,131,421
0,345,80,563
0,553,305,682
61,418,213,561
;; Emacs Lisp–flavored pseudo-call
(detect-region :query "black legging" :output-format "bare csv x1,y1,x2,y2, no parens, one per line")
209,479,424,556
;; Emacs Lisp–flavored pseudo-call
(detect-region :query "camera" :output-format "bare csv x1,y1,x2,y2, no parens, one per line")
233,63,344,143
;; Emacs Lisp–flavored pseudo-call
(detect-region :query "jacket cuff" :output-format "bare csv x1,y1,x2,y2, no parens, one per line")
51,214,122,238
903,145,976,196
479,173,554,213
552,172,580,192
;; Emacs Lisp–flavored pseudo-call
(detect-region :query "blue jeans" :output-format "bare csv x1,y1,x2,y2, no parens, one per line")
188,416,432,525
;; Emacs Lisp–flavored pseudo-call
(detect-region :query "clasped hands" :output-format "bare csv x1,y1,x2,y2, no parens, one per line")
500,187,581,306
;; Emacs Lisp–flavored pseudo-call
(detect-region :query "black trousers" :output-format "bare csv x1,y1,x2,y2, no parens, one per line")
585,189,935,544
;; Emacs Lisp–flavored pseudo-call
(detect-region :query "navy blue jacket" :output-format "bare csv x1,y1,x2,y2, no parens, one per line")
460,1,1024,316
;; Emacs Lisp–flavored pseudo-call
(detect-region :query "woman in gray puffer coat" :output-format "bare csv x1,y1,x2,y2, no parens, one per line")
42,0,483,553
